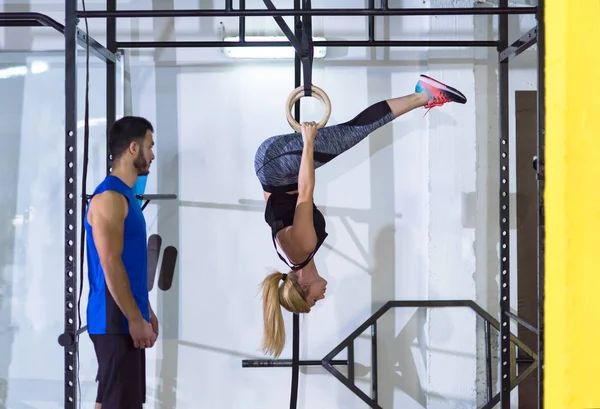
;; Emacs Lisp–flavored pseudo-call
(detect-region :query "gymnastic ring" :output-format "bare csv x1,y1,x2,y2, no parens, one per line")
285,85,332,133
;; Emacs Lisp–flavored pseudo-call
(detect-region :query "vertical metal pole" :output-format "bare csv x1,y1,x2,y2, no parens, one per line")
536,0,545,408
64,1,78,409
498,0,511,408
239,0,246,42
368,0,375,42
289,3,301,408
348,341,355,384
294,0,301,122
371,322,378,403
485,321,493,403
290,315,300,409
106,0,117,174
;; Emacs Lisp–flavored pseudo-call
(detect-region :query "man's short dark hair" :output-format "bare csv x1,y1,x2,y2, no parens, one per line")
108,116,154,160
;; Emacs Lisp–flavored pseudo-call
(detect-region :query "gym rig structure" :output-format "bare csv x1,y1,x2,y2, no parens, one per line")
0,1,544,409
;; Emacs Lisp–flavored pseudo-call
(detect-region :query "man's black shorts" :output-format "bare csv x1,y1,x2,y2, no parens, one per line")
90,334,146,409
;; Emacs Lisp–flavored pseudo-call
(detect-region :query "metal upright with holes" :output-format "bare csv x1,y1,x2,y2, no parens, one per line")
498,1,511,407
64,1,79,407
106,0,117,174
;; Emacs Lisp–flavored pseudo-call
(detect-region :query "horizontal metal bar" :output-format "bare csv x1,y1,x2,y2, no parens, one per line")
77,27,118,63
78,7,537,18
499,26,537,62
0,19,44,27
505,310,538,334
0,13,116,63
242,359,347,368
388,300,473,308
0,12,64,32
137,194,178,200
117,39,499,48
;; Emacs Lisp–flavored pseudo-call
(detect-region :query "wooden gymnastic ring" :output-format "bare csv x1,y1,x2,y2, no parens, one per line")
285,85,332,133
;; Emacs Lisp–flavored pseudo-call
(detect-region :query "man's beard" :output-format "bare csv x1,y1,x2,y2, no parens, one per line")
134,150,150,176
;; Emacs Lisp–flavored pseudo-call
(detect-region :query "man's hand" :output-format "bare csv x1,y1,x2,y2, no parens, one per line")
129,317,156,349
150,308,159,337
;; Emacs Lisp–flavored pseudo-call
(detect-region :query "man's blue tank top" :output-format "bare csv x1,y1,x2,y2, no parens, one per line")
84,175,149,334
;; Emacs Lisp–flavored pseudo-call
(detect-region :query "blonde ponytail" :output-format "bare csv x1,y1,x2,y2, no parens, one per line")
260,271,311,357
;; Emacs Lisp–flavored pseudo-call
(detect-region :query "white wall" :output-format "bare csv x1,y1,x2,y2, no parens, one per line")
0,0,538,408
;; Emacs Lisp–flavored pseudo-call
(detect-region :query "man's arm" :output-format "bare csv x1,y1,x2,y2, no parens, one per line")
89,191,143,323
149,301,159,335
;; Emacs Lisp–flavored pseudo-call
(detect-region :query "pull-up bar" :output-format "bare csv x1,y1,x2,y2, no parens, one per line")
77,7,537,18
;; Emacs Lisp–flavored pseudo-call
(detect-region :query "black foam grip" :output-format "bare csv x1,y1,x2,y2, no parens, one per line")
147,234,162,291
158,246,178,291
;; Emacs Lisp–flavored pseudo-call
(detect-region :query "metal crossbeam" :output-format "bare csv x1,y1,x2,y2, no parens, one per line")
76,27,118,63
0,12,116,63
116,39,500,49
0,12,64,31
499,26,537,62
77,7,538,18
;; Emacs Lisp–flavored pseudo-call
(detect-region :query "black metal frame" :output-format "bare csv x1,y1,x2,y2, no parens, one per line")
0,1,544,408
318,300,538,409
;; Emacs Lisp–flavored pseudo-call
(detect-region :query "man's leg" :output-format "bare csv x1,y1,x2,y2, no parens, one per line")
94,380,102,409
91,334,145,409
92,339,103,409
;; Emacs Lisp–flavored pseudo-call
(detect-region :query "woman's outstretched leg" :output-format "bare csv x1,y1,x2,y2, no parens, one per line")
386,92,429,117
255,74,467,192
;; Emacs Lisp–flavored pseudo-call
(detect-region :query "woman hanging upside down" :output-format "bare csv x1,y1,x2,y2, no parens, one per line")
254,74,467,357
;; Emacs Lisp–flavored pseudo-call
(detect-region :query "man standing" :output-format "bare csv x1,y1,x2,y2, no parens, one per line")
84,116,159,409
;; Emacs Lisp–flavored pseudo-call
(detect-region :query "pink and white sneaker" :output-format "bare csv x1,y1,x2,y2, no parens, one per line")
415,75,467,114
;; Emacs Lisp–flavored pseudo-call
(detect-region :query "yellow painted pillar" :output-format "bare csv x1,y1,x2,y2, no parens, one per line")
545,0,600,408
